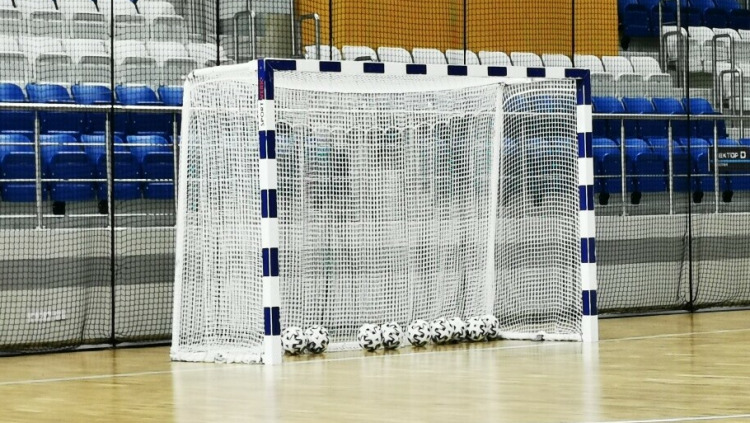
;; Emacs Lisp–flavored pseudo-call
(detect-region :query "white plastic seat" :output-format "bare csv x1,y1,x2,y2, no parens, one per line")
187,43,232,67
411,47,446,64
99,0,139,18
70,19,108,39
601,56,644,97
0,35,19,52
304,45,342,61
149,15,188,43
713,28,750,64
19,36,61,60
478,51,512,66
113,15,148,41
147,41,197,86
376,46,412,63
0,7,25,36
75,63,110,85
27,10,66,38
687,26,722,72
63,39,108,65
542,54,573,68
141,1,177,16
510,52,543,67
35,53,74,84
445,49,480,65
0,52,30,85
59,0,103,20
574,55,614,97
342,45,378,61
629,56,674,98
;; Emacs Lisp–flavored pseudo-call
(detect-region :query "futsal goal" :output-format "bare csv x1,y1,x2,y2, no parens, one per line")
171,59,597,364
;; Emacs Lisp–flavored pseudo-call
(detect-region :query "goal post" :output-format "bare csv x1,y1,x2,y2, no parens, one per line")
171,59,597,365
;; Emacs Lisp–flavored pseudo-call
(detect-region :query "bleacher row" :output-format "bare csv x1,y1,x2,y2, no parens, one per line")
0,82,180,203
0,0,230,88
620,0,750,37
305,46,676,98
591,96,750,203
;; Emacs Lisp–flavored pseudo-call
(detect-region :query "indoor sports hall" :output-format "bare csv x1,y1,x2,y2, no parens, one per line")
1,0,750,422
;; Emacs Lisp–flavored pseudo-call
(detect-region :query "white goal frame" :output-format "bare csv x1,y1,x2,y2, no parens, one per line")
254,58,598,365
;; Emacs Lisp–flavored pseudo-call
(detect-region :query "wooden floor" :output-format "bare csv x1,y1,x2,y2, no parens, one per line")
1,312,750,423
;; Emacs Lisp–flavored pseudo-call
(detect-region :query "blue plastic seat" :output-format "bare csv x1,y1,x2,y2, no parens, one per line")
142,153,174,199
116,85,171,136
593,137,624,195
0,152,38,202
716,0,750,28
639,0,678,32
0,134,33,162
691,0,728,27
27,83,84,138
592,96,637,140
0,83,34,137
81,134,127,164
158,86,183,106
620,0,652,37
40,134,82,167
47,152,96,202
679,0,704,26
622,97,665,139
682,98,727,140
652,97,689,139
71,84,128,134
96,152,142,200
126,135,171,163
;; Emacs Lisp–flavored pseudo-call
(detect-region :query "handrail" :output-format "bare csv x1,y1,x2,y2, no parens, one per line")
661,30,685,72
712,33,734,106
232,10,258,62
0,103,182,113
299,13,321,59
718,67,744,137
290,0,297,56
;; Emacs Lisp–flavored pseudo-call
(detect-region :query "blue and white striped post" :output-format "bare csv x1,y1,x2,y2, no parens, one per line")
258,59,282,364
567,68,598,343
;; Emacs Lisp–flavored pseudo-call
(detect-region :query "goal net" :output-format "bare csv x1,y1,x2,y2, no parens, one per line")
171,61,594,364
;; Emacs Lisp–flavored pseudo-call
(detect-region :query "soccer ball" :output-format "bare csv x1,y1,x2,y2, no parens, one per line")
407,320,430,347
430,317,453,344
465,317,487,342
305,325,329,354
281,327,307,354
481,315,501,340
448,317,466,342
358,323,382,352
381,321,403,350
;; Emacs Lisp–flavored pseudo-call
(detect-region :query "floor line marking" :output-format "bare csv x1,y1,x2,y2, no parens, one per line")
575,412,750,423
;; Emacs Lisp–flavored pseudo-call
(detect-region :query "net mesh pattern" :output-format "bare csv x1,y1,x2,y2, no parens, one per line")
172,68,581,362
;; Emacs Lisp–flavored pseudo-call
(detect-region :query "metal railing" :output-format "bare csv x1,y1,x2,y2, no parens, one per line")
0,103,181,229
299,13,321,59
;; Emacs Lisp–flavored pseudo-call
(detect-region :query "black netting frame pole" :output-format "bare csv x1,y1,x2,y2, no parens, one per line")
571,0,575,64
463,0,467,65
216,0,221,65
329,0,333,60
108,0,117,347
684,9,695,312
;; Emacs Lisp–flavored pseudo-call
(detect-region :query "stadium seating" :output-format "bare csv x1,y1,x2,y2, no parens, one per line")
652,97,690,138
412,48,447,64
682,97,728,139
186,43,232,67
80,134,127,164
622,97,664,139
39,134,82,166
592,137,624,198
592,96,638,140
341,45,378,62
574,55,615,96
27,83,84,137
20,36,74,83
510,52,543,67
0,7,24,36
125,135,171,164
715,0,750,29
377,46,411,63
158,86,183,106
602,55,643,97
0,82,33,137
141,152,174,199
629,56,673,97
445,49,480,65
0,149,37,202
304,45,342,61
477,51,512,66
116,85,171,136
114,40,158,86
626,137,667,195
96,151,142,201
47,151,96,202
619,0,651,37
541,54,573,68
146,41,196,86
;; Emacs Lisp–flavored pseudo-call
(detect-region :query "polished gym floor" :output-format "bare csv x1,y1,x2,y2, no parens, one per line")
1,311,749,423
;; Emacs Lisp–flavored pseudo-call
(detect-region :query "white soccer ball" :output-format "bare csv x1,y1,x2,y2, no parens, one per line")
407,320,430,347
358,323,382,352
430,317,453,344
281,326,307,354
465,317,487,342
305,325,329,354
381,321,403,350
481,315,501,340
448,317,466,342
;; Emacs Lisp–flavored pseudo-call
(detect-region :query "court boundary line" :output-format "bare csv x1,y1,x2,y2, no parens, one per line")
1,326,749,386
577,413,750,423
